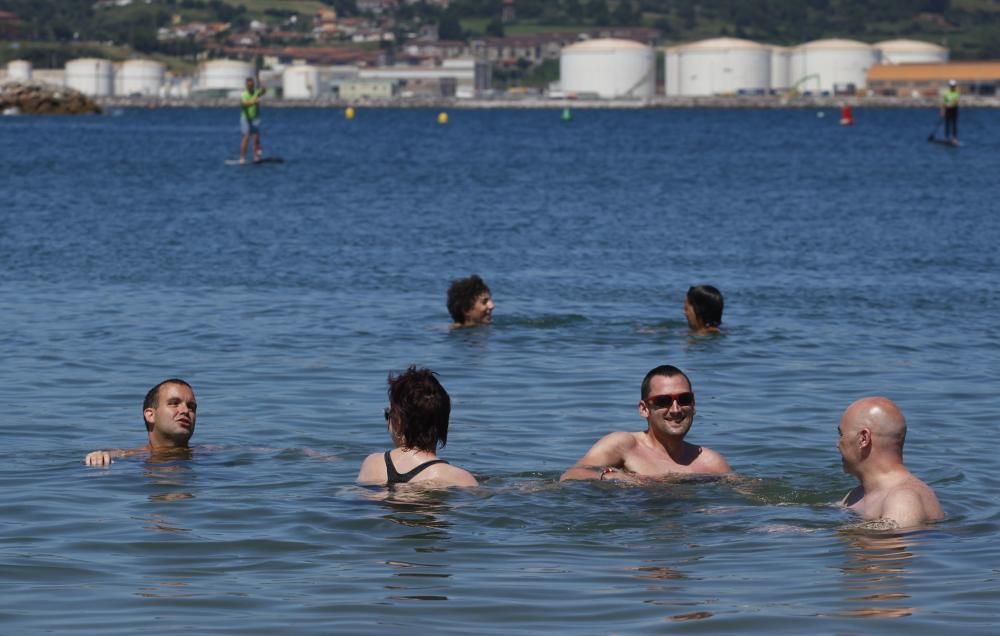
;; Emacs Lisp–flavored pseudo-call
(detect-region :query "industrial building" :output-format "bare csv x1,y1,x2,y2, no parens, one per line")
65,58,114,97
664,37,771,96
868,62,1000,97
875,39,948,65
560,38,655,99
789,39,879,95
116,59,166,97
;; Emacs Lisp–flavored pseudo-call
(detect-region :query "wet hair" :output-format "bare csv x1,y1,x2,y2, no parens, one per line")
640,365,692,400
687,285,724,328
387,366,450,451
143,378,193,432
446,274,490,324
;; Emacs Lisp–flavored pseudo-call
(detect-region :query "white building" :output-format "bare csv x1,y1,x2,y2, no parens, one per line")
65,58,114,96
789,39,879,94
664,38,771,96
116,59,166,97
560,38,655,99
197,59,254,93
875,39,948,65
282,64,321,99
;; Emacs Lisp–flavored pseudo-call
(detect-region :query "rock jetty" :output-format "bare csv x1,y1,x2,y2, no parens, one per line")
1,81,101,115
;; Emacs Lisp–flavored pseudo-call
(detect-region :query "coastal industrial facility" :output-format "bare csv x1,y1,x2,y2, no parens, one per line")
2,35,998,102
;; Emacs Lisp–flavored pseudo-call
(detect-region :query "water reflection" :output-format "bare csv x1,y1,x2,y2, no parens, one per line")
837,530,919,619
140,450,195,533
362,488,455,602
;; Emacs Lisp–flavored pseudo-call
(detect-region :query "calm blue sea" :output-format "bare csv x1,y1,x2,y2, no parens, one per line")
1,105,999,634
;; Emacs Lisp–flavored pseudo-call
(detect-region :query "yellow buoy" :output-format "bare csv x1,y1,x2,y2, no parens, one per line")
345,107,355,120
437,112,449,125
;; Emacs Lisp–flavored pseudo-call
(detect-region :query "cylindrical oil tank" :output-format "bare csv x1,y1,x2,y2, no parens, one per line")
790,39,879,94
875,39,948,64
7,59,32,81
65,58,114,96
560,38,655,98
769,46,791,91
282,65,320,99
665,38,771,96
117,59,166,96
198,59,254,91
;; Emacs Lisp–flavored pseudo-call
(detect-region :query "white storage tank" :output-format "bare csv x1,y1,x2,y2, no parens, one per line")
65,58,114,96
770,46,791,92
665,38,771,96
7,59,32,82
117,59,166,96
282,64,320,99
198,59,254,92
875,39,948,64
790,39,879,94
560,38,655,98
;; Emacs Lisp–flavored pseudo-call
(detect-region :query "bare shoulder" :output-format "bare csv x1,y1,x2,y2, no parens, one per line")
357,452,386,484
883,482,944,526
417,462,478,488
692,446,732,474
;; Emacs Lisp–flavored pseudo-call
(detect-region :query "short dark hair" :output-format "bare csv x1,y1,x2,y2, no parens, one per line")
447,275,490,323
143,378,192,432
387,366,450,451
640,365,692,400
687,285,724,327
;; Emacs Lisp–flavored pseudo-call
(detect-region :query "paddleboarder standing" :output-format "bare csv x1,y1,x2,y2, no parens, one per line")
240,77,266,164
941,79,959,143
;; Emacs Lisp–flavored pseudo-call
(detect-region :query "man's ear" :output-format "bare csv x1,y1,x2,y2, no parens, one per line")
858,427,872,448
638,399,650,418
144,407,155,431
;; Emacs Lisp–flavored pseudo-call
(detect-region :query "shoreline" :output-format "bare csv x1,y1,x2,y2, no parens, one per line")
96,94,1000,110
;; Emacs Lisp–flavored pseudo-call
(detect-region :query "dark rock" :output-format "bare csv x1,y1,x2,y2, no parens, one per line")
0,80,102,115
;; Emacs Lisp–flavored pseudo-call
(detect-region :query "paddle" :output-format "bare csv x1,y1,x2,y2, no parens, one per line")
927,117,943,141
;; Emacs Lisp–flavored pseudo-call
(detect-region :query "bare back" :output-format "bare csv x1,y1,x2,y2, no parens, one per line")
843,474,943,528
357,449,478,488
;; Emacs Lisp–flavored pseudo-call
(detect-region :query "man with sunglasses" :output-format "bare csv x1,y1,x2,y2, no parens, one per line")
560,365,731,482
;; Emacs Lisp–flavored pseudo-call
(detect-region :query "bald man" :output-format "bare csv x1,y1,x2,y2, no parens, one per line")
837,397,943,529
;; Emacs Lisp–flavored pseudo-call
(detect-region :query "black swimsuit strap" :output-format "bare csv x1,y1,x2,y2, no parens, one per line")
384,451,449,485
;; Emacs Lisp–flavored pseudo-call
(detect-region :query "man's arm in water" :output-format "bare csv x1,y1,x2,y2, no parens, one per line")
83,447,146,466
560,432,635,481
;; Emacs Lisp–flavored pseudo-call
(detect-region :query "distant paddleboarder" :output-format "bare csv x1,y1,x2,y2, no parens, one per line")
941,79,959,143
240,77,266,164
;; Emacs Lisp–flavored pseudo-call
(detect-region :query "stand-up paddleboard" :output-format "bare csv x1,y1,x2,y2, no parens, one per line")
928,138,961,147
225,157,285,165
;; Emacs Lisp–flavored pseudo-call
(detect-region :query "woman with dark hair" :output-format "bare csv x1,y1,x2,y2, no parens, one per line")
684,285,724,335
357,366,478,488
447,274,494,327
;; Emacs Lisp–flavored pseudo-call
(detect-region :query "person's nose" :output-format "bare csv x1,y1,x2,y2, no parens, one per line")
488,299,495,309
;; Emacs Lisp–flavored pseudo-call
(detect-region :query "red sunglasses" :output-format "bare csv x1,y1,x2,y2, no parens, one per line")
645,392,694,409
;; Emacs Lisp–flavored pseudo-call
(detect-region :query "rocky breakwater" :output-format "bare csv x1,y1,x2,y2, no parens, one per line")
1,81,101,115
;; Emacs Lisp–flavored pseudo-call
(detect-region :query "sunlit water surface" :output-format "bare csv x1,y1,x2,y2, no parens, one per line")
1,107,999,633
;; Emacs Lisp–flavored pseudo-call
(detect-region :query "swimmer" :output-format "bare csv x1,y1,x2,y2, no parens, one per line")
84,379,198,466
447,274,494,328
357,366,478,488
684,285,724,335
837,397,943,529
560,365,731,482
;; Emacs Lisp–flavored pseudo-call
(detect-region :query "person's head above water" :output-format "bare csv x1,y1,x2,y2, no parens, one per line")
142,378,197,447
386,366,450,452
447,274,494,327
684,285,724,333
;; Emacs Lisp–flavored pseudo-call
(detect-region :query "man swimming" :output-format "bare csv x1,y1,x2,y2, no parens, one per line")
838,397,943,529
560,365,731,482
83,379,198,466
446,274,495,328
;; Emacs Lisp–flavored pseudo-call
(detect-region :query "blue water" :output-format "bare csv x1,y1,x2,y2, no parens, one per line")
2,106,999,634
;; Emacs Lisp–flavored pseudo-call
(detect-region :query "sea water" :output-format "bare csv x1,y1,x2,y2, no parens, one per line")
1,106,998,634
